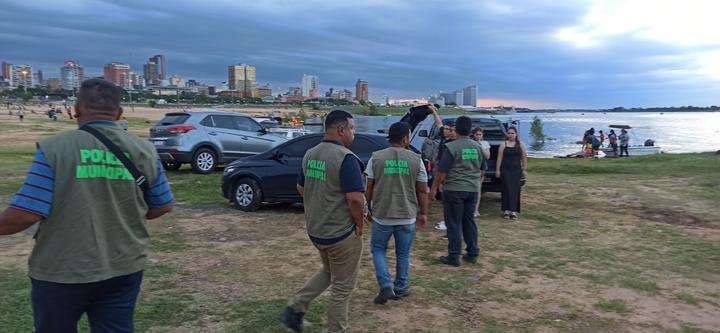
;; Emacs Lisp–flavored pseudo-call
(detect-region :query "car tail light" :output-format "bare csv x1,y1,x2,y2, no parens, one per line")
168,125,195,133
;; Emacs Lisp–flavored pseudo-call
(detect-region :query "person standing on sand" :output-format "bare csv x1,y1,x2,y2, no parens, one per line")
365,121,428,304
281,110,367,333
608,130,618,157
0,78,174,333
619,129,630,157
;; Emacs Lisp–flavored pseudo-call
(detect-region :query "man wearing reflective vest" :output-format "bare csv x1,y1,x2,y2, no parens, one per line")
281,110,367,333
430,116,484,267
365,121,428,304
0,78,174,332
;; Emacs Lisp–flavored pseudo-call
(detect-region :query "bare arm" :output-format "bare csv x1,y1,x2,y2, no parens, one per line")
296,184,304,197
146,204,173,220
481,144,490,160
346,192,367,236
365,178,374,207
430,104,442,128
0,207,42,235
415,181,429,227
496,143,505,177
430,172,447,201
520,143,528,176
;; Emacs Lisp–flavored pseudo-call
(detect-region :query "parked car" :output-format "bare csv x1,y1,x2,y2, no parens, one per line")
409,115,510,192
221,133,393,211
149,110,288,174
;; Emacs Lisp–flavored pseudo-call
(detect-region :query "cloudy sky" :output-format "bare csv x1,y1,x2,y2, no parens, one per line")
1,0,719,108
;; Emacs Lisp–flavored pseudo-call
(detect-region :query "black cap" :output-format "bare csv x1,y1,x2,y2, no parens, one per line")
387,121,411,143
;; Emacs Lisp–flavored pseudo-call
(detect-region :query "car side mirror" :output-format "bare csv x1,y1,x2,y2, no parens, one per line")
418,129,428,138
259,128,268,134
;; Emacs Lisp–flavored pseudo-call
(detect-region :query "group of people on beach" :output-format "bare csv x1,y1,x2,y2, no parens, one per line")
0,78,526,333
582,127,630,157
281,106,527,332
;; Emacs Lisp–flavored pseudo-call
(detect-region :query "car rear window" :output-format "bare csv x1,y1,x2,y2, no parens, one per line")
471,120,505,140
158,114,190,126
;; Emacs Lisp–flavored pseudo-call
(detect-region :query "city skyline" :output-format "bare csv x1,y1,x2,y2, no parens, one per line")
2,1,720,108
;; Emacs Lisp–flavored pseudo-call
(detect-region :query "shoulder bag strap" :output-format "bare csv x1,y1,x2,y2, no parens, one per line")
80,125,150,194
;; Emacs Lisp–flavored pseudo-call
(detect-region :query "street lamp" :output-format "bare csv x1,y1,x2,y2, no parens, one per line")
20,69,28,94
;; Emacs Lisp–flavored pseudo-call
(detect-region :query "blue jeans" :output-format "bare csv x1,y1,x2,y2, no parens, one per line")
442,191,479,259
371,221,416,292
31,271,143,333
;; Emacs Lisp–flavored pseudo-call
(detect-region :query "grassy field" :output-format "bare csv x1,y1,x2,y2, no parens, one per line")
0,113,719,332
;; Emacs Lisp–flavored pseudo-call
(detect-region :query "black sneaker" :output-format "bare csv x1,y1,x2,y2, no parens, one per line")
439,255,460,267
280,306,304,332
462,254,478,264
373,287,398,304
394,288,411,298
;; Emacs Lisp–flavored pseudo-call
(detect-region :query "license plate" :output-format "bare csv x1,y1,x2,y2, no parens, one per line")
152,141,165,146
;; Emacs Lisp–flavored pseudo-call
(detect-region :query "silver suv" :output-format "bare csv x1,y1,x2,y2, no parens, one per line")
149,110,288,174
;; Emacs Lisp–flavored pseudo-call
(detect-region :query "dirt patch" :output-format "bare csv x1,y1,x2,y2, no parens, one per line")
634,207,717,229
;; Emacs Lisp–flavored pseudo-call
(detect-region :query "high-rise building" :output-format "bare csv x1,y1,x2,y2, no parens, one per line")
12,65,33,88
301,74,319,97
439,90,464,106
228,64,258,97
1,62,12,85
103,62,131,89
33,70,43,87
462,85,477,107
355,79,368,102
149,55,165,80
143,60,160,86
60,60,85,90
331,89,353,101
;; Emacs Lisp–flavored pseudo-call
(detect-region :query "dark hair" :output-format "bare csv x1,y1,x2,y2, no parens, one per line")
387,121,411,144
471,127,483,135
506,126,521,144
455,116,472,136
324,109,353,130
77,78,122,116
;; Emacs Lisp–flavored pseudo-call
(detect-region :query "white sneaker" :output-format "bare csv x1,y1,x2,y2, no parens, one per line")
435,221,447,230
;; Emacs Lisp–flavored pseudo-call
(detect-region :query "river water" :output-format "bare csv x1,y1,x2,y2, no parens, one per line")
351,112,720,156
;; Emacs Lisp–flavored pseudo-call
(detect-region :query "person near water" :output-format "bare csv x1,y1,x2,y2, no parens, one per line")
496,127,527,220
619,129,630,157
608,130,618,157
598,130,605,147
365,121,429,304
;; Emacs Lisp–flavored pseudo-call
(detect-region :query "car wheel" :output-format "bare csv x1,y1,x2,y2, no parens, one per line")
232,178,263,212
191,148,217,174
162,161,182,171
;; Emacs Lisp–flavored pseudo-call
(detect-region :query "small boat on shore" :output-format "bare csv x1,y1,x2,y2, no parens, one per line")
601,145,661,157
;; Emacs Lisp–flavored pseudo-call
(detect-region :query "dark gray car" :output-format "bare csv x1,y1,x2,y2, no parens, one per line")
149,110,288,174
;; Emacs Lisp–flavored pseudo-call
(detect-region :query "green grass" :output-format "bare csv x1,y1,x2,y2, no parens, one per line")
530,152,720,175
674,292,701,306
0,270,33,332
164,170,226,205
594,299,631,314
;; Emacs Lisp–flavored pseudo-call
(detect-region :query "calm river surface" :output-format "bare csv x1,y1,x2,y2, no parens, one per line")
351,112,720,156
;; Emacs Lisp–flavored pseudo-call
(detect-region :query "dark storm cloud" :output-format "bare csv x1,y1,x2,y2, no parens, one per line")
1,0,718,108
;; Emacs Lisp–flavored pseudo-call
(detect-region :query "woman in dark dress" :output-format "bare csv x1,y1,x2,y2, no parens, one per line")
496,127,527,220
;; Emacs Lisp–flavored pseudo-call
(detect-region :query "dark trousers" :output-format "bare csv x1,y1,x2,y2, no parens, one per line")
442,191,479,259
31,271,143,333
620,144,629,157
610,143,618,156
